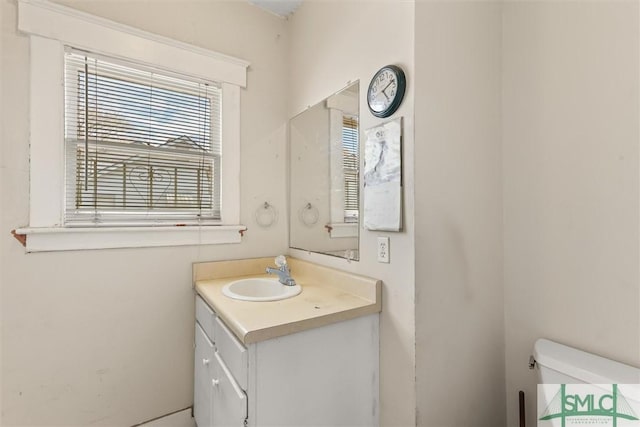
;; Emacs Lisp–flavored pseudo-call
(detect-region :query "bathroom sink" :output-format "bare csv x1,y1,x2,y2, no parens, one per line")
222,278,302,302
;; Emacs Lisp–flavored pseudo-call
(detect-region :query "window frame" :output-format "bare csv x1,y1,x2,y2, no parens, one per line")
16,0,248,252
341,114,360,224
326,86,359,239
63,50,222,225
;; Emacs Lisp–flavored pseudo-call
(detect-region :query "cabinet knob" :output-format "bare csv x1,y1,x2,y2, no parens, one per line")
212,378,220,387
202,358,210,366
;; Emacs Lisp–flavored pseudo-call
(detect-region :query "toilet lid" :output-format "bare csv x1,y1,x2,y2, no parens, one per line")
534,339,640,384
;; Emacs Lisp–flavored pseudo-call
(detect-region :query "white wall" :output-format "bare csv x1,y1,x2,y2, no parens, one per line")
289,102,356,254
290,103,331,251
5,2,638,426
0,0,6,417
0,0,289,424
503,2,640,426
287,1,416,425
414,2,505,426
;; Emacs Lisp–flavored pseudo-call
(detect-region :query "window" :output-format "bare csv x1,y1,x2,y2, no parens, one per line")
326,83,359,238
342,115,359,223
64,50,221,225
16,0,249,251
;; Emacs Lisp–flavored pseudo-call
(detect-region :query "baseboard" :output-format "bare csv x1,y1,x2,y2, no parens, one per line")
133,407,194,427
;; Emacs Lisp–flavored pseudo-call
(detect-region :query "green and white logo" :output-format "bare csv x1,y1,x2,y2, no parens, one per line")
538,384,640,427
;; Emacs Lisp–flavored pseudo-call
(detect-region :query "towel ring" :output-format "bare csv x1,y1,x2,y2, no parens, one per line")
255,202,277,228
298,203,319,227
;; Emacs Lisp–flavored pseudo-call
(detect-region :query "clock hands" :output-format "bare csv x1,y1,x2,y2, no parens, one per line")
380,80,394,101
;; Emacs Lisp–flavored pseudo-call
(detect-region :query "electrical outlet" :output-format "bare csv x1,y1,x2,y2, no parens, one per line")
377,237,390,263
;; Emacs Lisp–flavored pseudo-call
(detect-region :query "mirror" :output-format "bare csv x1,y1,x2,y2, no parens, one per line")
289,82,360,260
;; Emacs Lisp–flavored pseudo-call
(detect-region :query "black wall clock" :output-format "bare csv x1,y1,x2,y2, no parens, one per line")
367,65,406,118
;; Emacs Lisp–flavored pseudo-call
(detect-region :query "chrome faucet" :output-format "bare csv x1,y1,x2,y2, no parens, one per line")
266,255,296,286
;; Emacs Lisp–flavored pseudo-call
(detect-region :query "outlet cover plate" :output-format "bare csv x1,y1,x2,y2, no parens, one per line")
377,236,390,263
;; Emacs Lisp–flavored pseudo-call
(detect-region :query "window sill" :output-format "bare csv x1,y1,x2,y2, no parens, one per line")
327,223,358,238
14,225,246,253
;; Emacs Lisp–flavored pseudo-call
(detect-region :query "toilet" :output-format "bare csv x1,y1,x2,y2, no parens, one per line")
532,339,640,426
533,338,640,385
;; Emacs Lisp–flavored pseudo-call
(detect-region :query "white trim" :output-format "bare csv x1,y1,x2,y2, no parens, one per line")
22,1,246,250
221,83,241,224
328,108,345,224
328,223,358,238
18,0,249,87
30,36,64,227
16,225,246,252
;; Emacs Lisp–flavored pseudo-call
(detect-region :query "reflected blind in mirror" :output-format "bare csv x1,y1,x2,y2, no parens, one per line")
342,115,359,222
64,49,222,225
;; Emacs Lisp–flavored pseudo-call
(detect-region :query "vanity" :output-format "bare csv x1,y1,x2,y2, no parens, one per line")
192,257,381,427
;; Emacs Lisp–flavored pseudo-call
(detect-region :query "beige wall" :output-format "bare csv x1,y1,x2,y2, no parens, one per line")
4,1,639,426
287,1,416,425
0,0,289,424
414,2,505,426
503,2,640,426
290,103,331,251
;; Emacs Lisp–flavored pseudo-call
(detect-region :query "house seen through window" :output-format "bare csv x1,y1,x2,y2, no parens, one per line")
64,50,221,225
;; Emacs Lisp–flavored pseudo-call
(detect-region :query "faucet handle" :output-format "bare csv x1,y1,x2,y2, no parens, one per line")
274,255,287,268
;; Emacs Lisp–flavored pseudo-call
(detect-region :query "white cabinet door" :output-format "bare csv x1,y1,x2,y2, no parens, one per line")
194,324,214,427
212,351,247,427
214,317,248,390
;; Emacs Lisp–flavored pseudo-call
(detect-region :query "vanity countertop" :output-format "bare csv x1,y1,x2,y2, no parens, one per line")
193,257,381,344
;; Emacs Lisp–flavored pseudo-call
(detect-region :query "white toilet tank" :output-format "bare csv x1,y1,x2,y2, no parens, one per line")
533,338,640,384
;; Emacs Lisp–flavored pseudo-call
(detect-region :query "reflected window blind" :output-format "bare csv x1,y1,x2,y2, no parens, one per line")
342,115,359,222
64,49,222,225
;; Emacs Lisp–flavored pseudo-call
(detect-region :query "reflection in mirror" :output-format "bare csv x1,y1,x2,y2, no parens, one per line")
289,82,359,260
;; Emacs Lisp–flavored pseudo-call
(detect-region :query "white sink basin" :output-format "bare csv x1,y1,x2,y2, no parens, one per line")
222,278,302,302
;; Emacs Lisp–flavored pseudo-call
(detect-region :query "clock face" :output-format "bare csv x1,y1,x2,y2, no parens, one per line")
367,65,406,118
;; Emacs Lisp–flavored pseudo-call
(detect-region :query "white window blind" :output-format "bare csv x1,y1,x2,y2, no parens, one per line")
342,115,359,222
64,49,222,225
